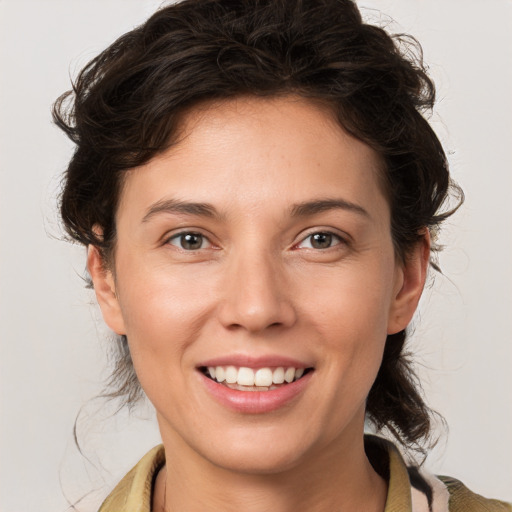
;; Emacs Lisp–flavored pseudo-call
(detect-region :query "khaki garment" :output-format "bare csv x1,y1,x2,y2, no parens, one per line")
99,438,511,512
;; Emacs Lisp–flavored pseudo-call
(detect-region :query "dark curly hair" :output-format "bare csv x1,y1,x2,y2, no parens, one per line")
54,0,462,453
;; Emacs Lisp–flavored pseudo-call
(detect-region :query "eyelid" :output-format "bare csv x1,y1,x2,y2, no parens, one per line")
164,229,216,250
294,229,349,250
161,227,350,251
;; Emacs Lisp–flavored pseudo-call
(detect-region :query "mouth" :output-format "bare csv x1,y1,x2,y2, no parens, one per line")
199,365,313,392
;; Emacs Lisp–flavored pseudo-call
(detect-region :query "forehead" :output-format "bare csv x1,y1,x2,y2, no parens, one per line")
118,95,388,223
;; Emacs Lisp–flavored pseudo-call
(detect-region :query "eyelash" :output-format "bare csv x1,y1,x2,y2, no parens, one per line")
166,231,213,251
295,231,346,250
166,230,346,252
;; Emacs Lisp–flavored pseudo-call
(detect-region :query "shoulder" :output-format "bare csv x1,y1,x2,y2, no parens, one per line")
439,475,512,512
98,445,165,512
365,435,511,512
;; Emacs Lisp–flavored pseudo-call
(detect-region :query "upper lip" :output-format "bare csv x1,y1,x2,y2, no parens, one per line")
197,354,313,369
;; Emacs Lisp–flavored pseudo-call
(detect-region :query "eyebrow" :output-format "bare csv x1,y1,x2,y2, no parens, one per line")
142,198,220,223
290,198,370,218
141,197,369,223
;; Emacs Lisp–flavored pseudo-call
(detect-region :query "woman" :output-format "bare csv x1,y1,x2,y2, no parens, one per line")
53,0,511,510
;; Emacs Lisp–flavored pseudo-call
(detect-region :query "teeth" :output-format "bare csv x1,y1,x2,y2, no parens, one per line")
273,367,285,384
215,366,225,383
206,365,308,388
225,366,238,384
237,367,255,386
284,367,295,383
254,368,273,387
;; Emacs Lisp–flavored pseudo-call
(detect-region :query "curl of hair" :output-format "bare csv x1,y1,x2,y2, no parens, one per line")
54,0,463,454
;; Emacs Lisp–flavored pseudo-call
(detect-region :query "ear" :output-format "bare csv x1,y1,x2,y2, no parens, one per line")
87,245,126,335
387,230,430,335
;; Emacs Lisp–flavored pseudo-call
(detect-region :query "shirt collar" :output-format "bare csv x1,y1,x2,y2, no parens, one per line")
99,436,416,511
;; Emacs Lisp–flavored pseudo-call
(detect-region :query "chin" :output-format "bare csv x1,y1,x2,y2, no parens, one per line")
196,426,313,475
209,447,306,475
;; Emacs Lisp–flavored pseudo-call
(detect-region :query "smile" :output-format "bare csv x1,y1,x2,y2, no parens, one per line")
199,365,314,413
202,366,309,391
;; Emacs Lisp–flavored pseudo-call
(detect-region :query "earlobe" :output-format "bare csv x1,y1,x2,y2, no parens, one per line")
87,245,126,335
387,231,430,335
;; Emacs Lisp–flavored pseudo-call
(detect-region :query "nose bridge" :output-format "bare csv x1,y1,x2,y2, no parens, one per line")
218,239,295,332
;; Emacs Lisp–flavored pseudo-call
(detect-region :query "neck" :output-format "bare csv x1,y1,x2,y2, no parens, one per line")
153,430,387,512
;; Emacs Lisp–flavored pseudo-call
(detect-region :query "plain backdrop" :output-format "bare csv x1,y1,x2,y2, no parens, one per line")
1,1,511,511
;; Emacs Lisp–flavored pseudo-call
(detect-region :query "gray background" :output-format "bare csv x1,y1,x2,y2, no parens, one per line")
1,1,511,510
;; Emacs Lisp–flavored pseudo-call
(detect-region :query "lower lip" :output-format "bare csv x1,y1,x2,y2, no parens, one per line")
199,371,313,414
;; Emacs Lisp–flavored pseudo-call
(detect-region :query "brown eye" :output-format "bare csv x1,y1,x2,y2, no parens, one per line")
310,233,332,249
298,231,342,250
169,232,209,250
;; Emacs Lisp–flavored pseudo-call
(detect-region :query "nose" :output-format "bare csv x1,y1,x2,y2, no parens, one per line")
217,250,297,334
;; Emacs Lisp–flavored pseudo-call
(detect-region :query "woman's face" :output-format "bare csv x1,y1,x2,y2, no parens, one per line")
90,96,426,474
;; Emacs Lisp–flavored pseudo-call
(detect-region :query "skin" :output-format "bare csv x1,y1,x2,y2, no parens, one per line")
88,96,429,512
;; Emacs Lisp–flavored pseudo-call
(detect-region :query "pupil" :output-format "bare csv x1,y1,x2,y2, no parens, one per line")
181,233,202,250
311,233,331,249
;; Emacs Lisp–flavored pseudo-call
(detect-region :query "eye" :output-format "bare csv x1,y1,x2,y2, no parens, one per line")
297,231,343,250
168,232,211,250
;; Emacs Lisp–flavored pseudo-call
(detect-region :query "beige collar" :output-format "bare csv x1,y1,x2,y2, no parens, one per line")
99,436,488,512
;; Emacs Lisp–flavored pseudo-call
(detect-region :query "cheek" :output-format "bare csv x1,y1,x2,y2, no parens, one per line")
300,258,395,390
117,251,215,324
113,258,219,380
301,257,395,339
